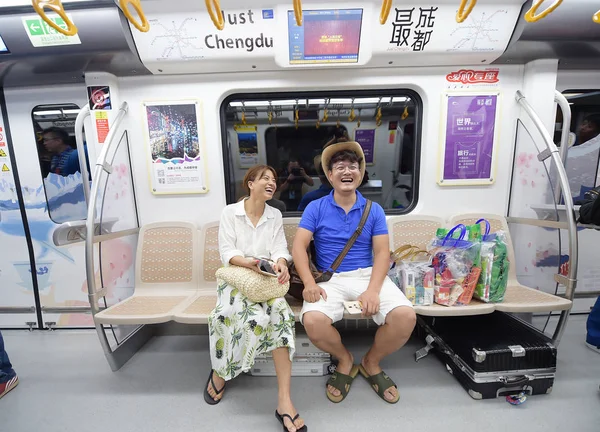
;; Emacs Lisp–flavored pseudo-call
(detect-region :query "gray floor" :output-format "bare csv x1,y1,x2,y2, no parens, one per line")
1,316,599,432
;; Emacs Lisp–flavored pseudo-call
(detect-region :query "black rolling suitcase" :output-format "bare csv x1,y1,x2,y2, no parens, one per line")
417,312,556,400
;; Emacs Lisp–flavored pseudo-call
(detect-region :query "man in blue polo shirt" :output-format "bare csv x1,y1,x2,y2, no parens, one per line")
292,137,415,405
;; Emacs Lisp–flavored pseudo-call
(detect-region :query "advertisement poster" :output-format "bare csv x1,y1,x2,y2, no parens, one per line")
354,129,375,164
235,124,259,168
439,93,499,185
88,85,112,110
143,101,208,194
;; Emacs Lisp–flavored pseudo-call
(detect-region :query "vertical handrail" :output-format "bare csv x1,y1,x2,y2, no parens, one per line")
85,102,128,311
515,91,578,346
85,102,128,358
74,105,91,205
553,91,572,205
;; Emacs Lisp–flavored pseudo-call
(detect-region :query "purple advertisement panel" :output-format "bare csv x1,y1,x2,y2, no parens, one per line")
355,129,375,164
443,95,497,181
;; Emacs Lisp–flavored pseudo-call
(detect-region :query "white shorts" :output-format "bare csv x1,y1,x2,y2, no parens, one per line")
300,267,413,326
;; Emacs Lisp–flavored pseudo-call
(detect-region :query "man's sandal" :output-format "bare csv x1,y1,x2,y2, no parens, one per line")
203,370,225,405
275,411,308,432
325,364,360,403
358,364,400,404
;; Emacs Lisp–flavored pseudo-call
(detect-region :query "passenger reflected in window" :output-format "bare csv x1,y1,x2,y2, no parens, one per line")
564,114,600,202
43,127,81,177
297,155,332,211
278,158,314,211
575,114,600,146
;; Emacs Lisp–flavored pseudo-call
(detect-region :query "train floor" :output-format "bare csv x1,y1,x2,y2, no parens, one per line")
2,315,599,432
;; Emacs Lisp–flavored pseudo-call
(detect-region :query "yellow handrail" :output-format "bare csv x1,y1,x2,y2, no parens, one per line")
456,0,477,23
206,0,225,30
119,0,150,32
380,0,392,25
524,0,563,23
293,0,302,26
593,10,600,23
31,0,78,37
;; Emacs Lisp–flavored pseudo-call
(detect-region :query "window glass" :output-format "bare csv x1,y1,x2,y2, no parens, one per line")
221,93,421,214
554,90,600,201
32,104,90,223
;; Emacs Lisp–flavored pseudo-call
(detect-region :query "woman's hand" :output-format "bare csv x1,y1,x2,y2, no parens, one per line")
272,259,290,284
241,257,261,272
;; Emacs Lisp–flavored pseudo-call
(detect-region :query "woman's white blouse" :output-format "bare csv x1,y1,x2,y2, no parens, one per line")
218,199,292,265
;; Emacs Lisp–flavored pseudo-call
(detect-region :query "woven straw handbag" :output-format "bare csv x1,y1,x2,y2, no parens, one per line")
215,265,289,303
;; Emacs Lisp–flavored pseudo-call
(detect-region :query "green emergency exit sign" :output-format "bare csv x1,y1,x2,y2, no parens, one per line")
22,15,81,47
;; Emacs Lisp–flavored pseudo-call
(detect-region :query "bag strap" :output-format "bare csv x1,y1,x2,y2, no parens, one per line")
328,200,372,272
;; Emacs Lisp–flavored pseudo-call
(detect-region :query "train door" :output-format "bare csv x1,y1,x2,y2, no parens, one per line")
0,84,93,328
0,88,41,329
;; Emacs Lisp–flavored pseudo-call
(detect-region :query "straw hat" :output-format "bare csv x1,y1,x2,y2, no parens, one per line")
320,141,366,181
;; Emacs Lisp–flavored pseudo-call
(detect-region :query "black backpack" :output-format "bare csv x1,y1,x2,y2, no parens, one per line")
578,187,600,225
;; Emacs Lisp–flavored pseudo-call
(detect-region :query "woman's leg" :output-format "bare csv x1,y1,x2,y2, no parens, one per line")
272,347,304,432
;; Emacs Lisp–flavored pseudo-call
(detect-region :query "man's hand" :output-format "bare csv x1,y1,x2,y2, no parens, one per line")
302,282,327,303
357,290,380,317
272,260,290,284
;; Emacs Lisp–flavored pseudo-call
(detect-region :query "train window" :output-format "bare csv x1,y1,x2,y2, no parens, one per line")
554,90,600,201
32,104,91,223
221,91,421,214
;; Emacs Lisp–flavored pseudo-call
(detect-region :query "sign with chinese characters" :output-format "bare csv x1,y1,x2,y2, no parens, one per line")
94,111,109,144
354,129,376,164
142,101,208,195
439,93,500,186
446,69,500,89
388,7,438,52
380,3,522,64
22,14,81,47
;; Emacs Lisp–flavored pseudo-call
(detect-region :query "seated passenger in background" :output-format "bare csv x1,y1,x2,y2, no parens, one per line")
297,154,333,211
205,165,307,432
267,197,287,213
292,138,416,405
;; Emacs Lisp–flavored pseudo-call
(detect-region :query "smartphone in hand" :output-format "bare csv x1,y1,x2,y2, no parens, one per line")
257,259,277,277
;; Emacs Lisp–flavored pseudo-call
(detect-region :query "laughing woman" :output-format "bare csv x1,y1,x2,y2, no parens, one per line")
205,165,307,432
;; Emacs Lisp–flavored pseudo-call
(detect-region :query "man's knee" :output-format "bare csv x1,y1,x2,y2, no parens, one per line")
302,311,332,339
386,306,416,333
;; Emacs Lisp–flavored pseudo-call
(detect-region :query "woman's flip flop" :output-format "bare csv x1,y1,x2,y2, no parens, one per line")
203,370,225,405
275,410,308,432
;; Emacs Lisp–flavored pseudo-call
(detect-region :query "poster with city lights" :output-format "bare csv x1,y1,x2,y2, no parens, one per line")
143,101,208,195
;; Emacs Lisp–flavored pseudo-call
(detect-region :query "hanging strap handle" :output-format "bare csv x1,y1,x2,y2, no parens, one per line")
32,0,78,37
524,0,563,23
119,0,150,33
456,0,477,23
206,0,225,30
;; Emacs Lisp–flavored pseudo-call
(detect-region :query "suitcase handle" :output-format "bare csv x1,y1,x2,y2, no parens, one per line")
500,376,529,387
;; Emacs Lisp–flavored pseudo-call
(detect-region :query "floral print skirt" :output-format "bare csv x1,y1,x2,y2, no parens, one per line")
208,280,296,380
